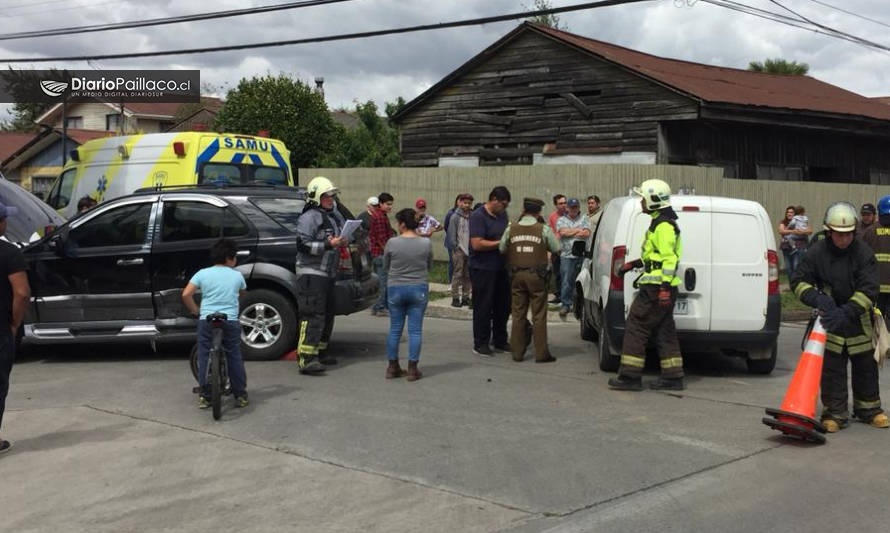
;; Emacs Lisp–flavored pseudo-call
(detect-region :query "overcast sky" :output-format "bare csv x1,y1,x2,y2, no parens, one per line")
0,0,888,115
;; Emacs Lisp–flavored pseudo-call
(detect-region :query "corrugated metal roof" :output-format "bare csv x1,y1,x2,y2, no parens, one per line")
534,24,890,121
0,132,35,161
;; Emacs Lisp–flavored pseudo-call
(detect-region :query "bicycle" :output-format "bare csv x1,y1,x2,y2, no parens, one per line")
189,312,231,420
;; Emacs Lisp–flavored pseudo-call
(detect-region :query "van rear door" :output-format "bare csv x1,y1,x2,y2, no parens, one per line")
710,204,768,331
625,199,712,331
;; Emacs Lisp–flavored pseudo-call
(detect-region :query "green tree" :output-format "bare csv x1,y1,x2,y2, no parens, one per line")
213,74,337,169
321,99,402,167
524,0,567,30
748,58,809,75
0,67,69,131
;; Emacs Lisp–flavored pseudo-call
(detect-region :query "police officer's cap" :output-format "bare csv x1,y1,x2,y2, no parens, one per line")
523,197,545,213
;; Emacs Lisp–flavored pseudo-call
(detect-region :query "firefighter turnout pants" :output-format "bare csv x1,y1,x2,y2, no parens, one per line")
296,274,336,356
617,284,683,379
821,345,883,423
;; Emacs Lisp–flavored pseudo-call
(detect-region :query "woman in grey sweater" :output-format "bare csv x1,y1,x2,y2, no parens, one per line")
383,208,433,381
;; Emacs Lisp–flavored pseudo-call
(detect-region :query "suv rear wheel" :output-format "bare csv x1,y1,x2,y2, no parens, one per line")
239,289,297,361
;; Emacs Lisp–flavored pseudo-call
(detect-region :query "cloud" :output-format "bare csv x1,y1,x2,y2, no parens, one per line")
0,0,887,114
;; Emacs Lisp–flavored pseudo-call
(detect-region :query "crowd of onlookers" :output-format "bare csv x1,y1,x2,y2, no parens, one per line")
356,187,604,378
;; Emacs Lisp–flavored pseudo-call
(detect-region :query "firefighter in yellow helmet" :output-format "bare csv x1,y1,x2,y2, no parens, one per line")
609,179,685,391
294,176,347,375
792,201,889,432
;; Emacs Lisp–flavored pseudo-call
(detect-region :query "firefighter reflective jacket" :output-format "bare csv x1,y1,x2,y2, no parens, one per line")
637,210,682,287
862,223,890,294
792,238,878,355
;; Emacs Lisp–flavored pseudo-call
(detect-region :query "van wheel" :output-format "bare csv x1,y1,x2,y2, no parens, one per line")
598,323,620,372
746,343,777,375
580,302,598,342
239,289,297,361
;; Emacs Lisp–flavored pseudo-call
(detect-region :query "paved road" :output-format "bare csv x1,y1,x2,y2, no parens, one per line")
3,312,889,533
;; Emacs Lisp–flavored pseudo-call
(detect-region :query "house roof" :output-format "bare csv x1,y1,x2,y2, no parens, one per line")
0,132,36,162
1,128,111,171
396,22,890,123
34,98,224,125
63,128,113,144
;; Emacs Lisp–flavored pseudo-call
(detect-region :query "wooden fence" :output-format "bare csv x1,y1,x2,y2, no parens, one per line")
300,165,889,262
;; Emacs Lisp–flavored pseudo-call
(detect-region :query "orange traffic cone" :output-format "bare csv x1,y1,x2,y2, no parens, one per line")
762,317,827,444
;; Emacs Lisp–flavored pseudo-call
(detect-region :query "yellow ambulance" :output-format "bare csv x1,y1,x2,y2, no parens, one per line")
45,131,293,219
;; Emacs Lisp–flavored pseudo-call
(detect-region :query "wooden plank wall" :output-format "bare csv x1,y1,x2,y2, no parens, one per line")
398,32,698,167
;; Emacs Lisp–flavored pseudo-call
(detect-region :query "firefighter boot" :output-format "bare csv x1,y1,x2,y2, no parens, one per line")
385,360,404,379
318,351,338,365
649,377,686,391
608,375,642,391
406,361,423,382
298,354,326,375
869,413,890,429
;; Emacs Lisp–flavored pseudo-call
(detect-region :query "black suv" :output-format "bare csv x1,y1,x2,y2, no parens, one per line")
21,185,379,360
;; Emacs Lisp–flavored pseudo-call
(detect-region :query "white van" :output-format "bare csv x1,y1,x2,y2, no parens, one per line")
575,195,781,374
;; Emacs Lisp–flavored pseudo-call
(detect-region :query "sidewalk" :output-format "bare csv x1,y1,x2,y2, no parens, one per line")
424,282,572,322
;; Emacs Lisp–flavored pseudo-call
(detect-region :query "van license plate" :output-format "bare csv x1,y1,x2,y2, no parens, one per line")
674,299,688,315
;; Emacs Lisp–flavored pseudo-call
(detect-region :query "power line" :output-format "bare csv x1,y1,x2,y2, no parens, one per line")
805,0,890,31
0,0,358,41
701,0,890,54
0,0,655,63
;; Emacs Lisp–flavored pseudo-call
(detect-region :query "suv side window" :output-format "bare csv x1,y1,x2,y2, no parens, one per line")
161,201,248,242
69,202,152,248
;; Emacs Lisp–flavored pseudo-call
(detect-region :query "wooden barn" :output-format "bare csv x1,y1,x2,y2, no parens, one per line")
393,22,890,184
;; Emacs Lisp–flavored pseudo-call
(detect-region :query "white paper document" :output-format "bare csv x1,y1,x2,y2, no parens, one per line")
340,219,363,241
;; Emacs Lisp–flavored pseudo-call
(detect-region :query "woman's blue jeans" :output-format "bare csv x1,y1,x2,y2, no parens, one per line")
783,248,801,281
560,256,581,309
387,284,428,362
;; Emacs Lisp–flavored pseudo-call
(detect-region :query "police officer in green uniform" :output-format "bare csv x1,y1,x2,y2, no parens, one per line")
608,179,685,391
792,202,889,432
500,198,560,362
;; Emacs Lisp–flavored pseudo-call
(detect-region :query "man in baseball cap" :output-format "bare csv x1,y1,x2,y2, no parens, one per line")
415,198,441,237
357,196,379,231
860,202,877,234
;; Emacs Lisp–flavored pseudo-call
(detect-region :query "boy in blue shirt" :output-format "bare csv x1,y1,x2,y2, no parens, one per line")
181,238,249,409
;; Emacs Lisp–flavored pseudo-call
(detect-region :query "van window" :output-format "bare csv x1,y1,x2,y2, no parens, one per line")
160,201,248,242
253,166,287,184
198,163,288,186
46,169,77,210
201,163,241,185
69,203,152,248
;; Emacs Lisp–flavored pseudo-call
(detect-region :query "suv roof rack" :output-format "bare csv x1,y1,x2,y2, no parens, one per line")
134,181,295,194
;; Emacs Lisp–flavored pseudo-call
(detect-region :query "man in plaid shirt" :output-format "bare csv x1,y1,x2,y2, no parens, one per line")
370,192,395,316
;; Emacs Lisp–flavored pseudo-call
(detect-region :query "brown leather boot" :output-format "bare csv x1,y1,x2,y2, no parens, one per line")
385,360,404,379
406,361,423,382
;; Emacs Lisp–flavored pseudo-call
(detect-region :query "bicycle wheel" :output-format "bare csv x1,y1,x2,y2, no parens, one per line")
189,344,199,383
210,339,223,420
